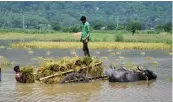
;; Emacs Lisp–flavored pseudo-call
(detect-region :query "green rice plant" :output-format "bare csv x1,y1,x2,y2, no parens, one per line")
164,40,172,44
168,52,172,56
46,51,51,56
7,48,12,50
135,30,160,34
140,52,146,56
70,49,77,56
111,52,116,55
101,56,108,60
115,34,124,42
143,56,159,68
124,61,137,70
0,45,5,48
103,36,108,42
118,56,124,60
168,77,173,82
96,51,101,54
109,59,123,68
33,56,44,61
28,50,34,54
0,56,13,67
116,52,121,55
124,34,172,44
144,56,155,61
108,49,112,52
152,61,159,68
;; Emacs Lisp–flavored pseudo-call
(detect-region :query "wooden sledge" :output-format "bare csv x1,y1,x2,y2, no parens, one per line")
63,75,108,83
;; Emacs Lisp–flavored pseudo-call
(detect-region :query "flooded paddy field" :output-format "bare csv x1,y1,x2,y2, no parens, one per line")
0,48,172,102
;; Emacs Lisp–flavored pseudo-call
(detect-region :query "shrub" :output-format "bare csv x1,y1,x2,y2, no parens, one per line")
106,24,116,30
115,34,124,42
69,26,81,33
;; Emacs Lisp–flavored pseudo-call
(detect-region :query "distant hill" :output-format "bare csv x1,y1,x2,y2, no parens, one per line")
0,1,172,29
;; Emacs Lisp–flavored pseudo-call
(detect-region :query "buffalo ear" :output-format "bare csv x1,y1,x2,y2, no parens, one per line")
109,64,113,69
137,66,142,71
113,65,116,69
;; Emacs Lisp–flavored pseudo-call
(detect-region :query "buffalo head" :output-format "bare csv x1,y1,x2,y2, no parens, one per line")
137,66,157,80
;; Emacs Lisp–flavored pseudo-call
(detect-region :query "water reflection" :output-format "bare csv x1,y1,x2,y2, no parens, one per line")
14,80,104,102
15,83,34,96
108,80,156,89
40,81,103,95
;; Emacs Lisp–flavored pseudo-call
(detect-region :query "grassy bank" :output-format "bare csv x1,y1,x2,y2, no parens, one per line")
0,32,74,41
11,42,172,51
0,28,162,34
0,28,57,34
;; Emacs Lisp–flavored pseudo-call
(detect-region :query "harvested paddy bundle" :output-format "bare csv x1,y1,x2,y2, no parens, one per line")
36,56,103,84
86,57,103,77
20,66,35,83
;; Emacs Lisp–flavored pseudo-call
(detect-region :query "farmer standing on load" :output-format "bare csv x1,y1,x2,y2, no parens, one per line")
0,68,1,81
80,16,90,57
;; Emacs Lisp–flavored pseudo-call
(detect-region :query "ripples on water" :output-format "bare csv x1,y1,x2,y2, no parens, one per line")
0,49,172,102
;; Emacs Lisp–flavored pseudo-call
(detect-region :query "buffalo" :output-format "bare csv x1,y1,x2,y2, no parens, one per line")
105,66,157,82
60,66,157,83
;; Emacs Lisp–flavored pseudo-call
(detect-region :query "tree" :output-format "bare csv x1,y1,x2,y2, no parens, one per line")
126,21,142,35
106,24,116,30
155,24,164,31
51,22,61,31
69,26,81,33
0,2,171,29
93,21,104,30
163,22,172,33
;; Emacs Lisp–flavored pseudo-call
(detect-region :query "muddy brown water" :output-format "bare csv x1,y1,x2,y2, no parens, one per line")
0,48,172,102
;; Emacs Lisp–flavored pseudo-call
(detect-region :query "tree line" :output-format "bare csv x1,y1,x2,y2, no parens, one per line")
51,20,172,34
0,1,171,31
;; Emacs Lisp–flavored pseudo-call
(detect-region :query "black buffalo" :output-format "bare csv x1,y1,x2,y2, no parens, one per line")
105,66,157,82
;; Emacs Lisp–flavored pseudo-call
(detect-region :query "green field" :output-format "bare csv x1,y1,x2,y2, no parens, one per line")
0,29,171,43
0,29,172,50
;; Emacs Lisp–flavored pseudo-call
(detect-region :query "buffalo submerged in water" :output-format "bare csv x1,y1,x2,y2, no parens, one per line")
105,66,157,82
60,66,157,84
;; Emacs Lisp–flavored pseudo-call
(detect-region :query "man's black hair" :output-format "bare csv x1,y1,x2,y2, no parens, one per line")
13,66,20,72
80,16,86,21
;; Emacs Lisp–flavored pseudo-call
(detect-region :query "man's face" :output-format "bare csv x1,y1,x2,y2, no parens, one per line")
81,20,86,24
16,68,20,72
17,68,20,72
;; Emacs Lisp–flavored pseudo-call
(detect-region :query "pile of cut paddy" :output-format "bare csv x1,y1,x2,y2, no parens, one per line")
35,56,103,84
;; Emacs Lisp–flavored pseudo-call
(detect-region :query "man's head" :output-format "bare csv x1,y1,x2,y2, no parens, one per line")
13,66,20,73
80,16,86,24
